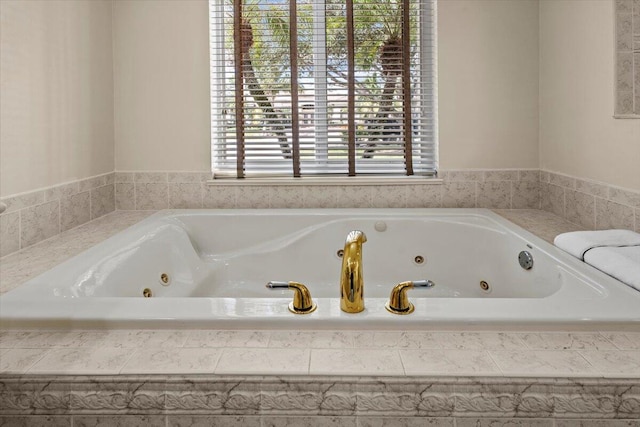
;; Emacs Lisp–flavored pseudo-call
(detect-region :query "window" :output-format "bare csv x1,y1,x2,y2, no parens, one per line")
209,0,437,178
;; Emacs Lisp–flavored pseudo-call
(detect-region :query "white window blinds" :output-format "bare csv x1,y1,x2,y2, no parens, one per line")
209,0,437,178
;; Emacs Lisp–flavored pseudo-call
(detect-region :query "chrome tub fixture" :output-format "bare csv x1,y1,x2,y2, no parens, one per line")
340,230,367,313
266,281,317,314
385,279,435,315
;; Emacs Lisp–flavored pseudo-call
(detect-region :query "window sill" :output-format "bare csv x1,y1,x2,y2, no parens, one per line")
206,176,443,186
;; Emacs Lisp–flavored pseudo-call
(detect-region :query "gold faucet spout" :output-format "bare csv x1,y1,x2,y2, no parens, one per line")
340,230,367,313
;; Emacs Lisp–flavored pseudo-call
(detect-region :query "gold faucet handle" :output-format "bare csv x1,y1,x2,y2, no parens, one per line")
266,281,317,315
385,280,435,315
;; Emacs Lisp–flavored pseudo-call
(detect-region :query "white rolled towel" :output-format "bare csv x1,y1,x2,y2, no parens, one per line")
554,229,640,260
583,246,640,290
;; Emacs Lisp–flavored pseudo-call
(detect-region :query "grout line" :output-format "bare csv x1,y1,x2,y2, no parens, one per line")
116,346,140,375
396,349,408,376
22,348,52,375
593,195,598,230
574,349,600,377
57,199,61,236
597,330,622,350
89,188,94,221
474,181,478,208
509,181,514,209
484,350,506,377
18,208,23,250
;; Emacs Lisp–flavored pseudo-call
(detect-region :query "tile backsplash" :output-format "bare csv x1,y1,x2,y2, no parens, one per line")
3,168,637,260
0,169,540,259
540,170,640,232
115,169,540,211
0,173,115,258
615,0,640,116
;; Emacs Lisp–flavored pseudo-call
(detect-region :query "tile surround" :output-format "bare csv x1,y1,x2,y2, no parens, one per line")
110,169,544,212
517,332,618,350
309,349,404,375
400,349,501,376
0,211,152,294
28,347,134,375
565,189,596,229
580,350,640,378
441,182,475,208
216,348,310,375
3,168,638,271
19,200,60,248
0,212,20,257
616,0,640,116
120,348,222,374
60,191,91,233
0,172,115,258
488,350,598,377
2,167,551,224
115,183,135,210
90,184,115,219
540,170,640,232
1,374,639,421
169,183,204,209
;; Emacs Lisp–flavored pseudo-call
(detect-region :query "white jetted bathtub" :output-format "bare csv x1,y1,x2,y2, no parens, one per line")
1,209,640,329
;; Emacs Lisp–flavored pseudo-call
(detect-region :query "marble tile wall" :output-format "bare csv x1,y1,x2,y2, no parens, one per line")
115,169,540,211
1,372,639,421
0,416,639,426
4,329,640,378
0,211,152,295
0,173,115,258
540,170,640,232
615,0,640,115
9,168,638,259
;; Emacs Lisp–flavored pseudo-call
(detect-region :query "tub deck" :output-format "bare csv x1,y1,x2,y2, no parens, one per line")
1,210,639,424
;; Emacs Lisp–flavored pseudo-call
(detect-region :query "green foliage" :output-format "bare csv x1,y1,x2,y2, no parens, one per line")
228,0,419,92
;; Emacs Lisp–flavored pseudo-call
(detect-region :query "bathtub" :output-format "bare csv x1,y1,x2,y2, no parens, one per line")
1,209,639,329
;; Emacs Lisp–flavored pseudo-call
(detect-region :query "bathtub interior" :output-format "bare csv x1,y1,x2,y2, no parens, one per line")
173,213,564,299
7,210,600,300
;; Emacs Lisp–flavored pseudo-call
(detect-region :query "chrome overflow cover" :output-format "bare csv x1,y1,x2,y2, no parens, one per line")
518,251,534,270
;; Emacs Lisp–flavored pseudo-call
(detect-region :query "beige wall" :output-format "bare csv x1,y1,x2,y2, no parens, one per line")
112,0,540,172
438,0,540,170
113,0,211,172
539,0,640,191
8,0,635,193
0,0,114,197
